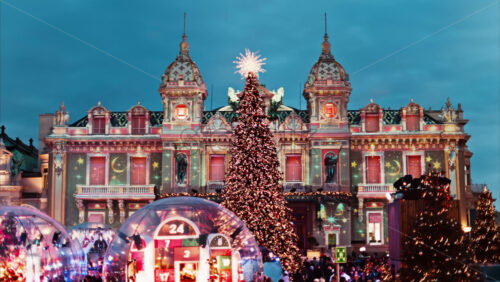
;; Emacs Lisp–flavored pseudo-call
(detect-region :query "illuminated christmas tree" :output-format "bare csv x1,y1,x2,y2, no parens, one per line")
471,187,500,264
399,173,480,281
222,50,301,273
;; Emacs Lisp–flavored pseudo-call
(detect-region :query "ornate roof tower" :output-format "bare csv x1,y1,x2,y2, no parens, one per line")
303,14,352,128
159,13,207,127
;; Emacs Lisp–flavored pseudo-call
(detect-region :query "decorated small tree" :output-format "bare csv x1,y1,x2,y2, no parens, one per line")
0,215,25,280
471,187,500,264
399,173,480,281
222,50,301,273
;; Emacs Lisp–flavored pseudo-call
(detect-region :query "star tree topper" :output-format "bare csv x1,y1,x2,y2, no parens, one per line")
234,49,266,78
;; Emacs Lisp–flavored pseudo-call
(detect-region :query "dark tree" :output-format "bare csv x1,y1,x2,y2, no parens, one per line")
399,172,480,281
471,187,500,264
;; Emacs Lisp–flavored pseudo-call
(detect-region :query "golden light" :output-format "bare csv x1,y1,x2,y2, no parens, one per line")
234,49,266,78
444,124,457,132
463,226,471,233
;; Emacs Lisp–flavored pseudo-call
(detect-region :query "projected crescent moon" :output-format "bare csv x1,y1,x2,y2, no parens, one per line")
111,157,126,173
387,160,401,176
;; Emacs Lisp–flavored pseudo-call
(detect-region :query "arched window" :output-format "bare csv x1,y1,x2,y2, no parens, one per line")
130,157,147,185
92,116,106,134
131,115,147,135
365,114,379,132
406,114,419,131
286,155,302,182
209,155,225,182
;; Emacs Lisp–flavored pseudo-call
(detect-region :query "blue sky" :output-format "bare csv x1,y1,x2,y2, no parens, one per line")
1,0,499,201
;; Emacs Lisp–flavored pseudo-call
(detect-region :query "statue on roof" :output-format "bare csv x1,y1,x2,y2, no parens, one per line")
56,101,70,126
440,98,457,123
10,151,23,177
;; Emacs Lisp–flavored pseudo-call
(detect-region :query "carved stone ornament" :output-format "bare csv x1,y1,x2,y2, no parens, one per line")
55,101,70,126
53,142,65,176
107,200,114,224
206,112,231,132
440,98,457,123
76,200,85,224
364,99,380,113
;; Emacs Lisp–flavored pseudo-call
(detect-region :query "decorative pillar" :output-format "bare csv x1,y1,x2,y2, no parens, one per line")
118,200,125,223
52,142,66,223
107,199,114,224
162,96,170,124
76,199,85,224
358,198,364,220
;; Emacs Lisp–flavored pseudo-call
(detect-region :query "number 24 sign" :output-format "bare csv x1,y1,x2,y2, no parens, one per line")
157,219,198,237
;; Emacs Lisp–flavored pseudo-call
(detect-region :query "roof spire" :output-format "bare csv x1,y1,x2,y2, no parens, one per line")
324,12,328,37
183,12,186,38
321,12,331,54
180,12,189,53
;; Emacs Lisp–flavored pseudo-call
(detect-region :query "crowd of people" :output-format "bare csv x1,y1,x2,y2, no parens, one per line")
284,253,395,282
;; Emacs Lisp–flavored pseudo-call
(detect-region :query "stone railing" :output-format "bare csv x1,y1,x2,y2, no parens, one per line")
206,181,224,193
283,182,305,192
358,183,395,193
75,184,155,200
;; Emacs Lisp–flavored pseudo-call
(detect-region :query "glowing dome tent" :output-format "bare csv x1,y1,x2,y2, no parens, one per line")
103,197,262,282
69,223,115,277
0,206,83,281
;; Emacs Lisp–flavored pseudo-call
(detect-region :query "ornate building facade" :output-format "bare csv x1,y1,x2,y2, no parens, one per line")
41,29,474,253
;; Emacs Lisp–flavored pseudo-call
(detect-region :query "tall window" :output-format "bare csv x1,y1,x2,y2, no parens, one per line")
407,155,422,178
131,115,147,135
130,157,147,185
365,115,379,132
406,114,419,131
209,155,225,182
90,157,106,185
366,156,381,184
93,117,106,134
367,211,383,244
286,155,302,182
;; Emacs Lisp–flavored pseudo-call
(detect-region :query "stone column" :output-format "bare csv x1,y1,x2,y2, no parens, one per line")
107,200,114,225
76,199,85,224
118,200,125,223
358,198,364,220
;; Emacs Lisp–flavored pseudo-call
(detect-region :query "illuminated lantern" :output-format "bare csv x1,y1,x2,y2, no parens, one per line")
174,104,189,120
103,197,262,282
322,103,337,118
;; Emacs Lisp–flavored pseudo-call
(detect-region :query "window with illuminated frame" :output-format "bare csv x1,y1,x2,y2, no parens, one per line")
366,211,383,245
322,102,338,118
174,104,189,120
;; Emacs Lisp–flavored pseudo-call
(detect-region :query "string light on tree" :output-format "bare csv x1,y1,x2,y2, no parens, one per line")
222,52,301,274
233,49,266,78
398,172,480,281
471,186,500,264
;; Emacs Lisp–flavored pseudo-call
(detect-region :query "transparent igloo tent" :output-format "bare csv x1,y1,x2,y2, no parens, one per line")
103,197,262,282
0,206,83,281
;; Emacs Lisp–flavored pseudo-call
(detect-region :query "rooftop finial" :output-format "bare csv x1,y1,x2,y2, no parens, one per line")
321,13,331,54
180,12,189,53
183,12,186,37
324,12,327,37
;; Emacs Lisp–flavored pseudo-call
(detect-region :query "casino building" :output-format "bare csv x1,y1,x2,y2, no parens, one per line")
40,28,475,254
